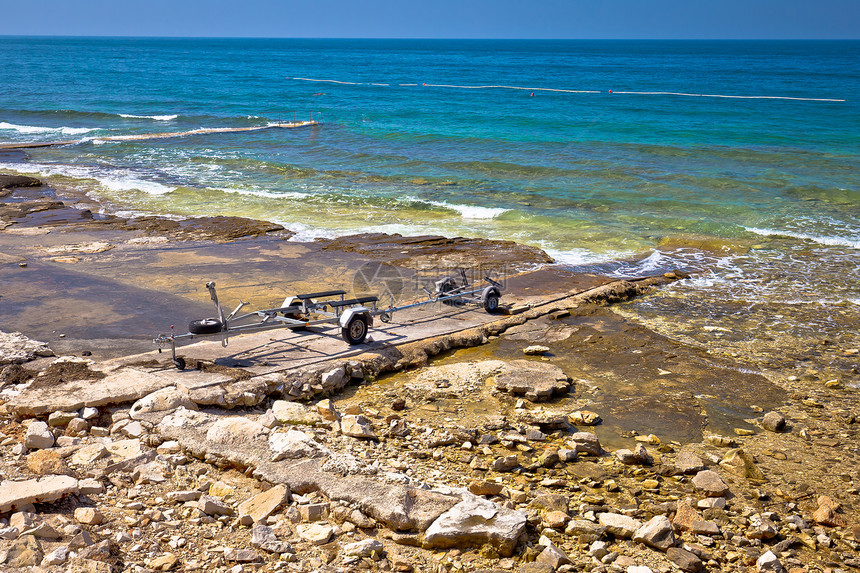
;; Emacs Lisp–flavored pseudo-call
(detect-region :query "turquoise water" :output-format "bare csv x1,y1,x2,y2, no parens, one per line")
1,38,859,372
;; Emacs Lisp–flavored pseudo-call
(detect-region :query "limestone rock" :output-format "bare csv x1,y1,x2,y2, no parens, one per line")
272,400,321,426
296,522,334,545
569,432,603,456
74,507,105,525
672,499,701,532
0,475,79,513
70,444,110,466
148,553,179,570
536,543,572,569
756,550,785,573
316,398,340,422
66,418,89,434
320,366,348,390
3,534,42,567
24,421,55,449
522,345,550,355
48,411,78,427
343,538,383,558
675,450,706,474
341,414,378,439
27,449,74,476
616,443,652,465
198,495,233,516
224,548,262,562
423,493,527,557
129,386,197,419
166,490,201,503
493,360,570,401
41,545,69,567
0,331,53,364
491,454,519,472
469,481,504,496
691,470,728,497
269,429,328,460
761,411,786,433
666,547,703,572
251,525,294,554
720,449,765,481
598,513,642,538
565,519,607,538
238,485,289,524
633,515,676,551
205,417,267,446
568,410,601,426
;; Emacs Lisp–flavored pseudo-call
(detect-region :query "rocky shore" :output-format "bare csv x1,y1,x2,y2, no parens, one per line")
0,174,857,573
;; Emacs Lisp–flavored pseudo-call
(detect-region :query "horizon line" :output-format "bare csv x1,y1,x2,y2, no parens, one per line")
2,35,859,41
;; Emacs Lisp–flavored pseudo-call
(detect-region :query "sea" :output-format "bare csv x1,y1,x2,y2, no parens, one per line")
1,37,858,381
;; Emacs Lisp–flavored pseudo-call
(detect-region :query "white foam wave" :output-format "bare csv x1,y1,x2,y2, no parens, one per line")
210,186,308,201
542,247,622,266
0,161,175,196
0,122,55,134
118,114,178,121
428,200,509,219
745,226,860,249
0,122,96,135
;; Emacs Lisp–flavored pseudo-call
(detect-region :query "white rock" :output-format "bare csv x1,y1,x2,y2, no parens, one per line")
423,493,527,557
269,429,328,461
80,407,99,420
296,522,334,545
598,513,642,538
756,550,785,573
341,415,377,439
24,421,55,449
272,400,321,426
320,366,347,389
343,538,383,557
205,417,267,446
0,476,79,513
41,546,69,566
129,386,197,419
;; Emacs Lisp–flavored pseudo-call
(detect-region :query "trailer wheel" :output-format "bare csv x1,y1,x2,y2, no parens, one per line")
483,289,501,313
173,357,186,370
189,318,223,334
342,314,368,345
379,310,393,323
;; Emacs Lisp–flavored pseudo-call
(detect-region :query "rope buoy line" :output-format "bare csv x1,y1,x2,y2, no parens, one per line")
610,91,845,103
287,77,845,103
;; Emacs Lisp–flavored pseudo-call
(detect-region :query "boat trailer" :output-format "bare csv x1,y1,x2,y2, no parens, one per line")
154,271,503,369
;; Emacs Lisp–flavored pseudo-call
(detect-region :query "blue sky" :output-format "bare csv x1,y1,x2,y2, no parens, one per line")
3,0,858,39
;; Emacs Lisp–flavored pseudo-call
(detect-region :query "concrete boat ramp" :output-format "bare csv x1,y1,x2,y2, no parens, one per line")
5,274,674,418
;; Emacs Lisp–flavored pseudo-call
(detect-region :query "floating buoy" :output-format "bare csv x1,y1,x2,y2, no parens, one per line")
608,90,612,94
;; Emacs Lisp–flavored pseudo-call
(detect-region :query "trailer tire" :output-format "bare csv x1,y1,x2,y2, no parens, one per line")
173,357,186,370
189,318,223,334
483,289,501,313
342,314,368,345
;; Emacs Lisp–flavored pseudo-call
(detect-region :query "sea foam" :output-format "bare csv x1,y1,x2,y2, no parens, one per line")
428,200,509,219
745,226,860,249
118,114,179,121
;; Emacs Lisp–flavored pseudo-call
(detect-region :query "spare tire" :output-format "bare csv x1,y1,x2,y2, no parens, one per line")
189,318,223,334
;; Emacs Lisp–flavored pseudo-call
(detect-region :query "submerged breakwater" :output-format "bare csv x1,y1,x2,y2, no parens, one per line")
1,37,858,377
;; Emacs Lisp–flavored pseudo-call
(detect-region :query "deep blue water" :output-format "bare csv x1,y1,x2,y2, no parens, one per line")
1,37,859,356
